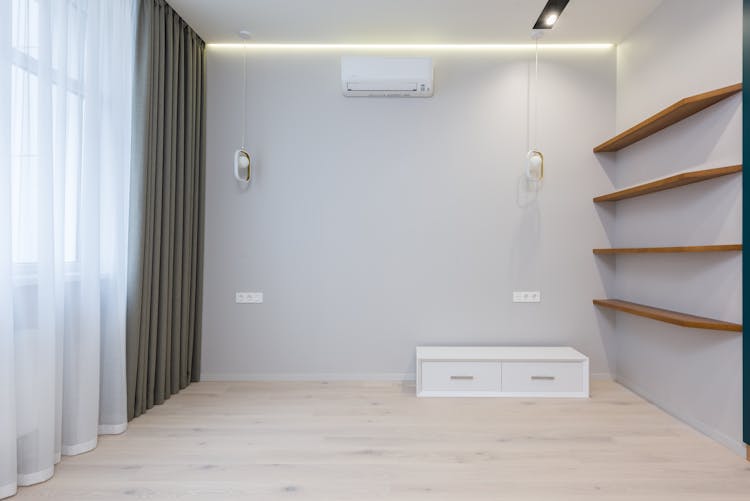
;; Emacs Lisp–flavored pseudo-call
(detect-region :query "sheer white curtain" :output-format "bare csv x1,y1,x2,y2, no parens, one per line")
0,0,135,497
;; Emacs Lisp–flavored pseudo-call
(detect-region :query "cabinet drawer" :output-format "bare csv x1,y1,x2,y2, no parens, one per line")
421,361,501,393
501,361,585,394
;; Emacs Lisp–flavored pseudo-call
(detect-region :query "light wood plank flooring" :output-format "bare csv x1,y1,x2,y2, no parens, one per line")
14,380,750,500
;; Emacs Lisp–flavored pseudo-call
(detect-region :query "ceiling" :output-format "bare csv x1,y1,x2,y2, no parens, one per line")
168,0,662,45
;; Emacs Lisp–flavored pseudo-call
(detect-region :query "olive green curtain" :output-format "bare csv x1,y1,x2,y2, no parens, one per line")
126,0,206,420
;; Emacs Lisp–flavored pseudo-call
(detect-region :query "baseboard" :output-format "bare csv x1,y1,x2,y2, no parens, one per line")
202,372,612,382
616,374,745,457
200,372,416,382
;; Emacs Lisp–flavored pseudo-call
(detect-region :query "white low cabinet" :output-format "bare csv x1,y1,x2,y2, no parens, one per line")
416,347,589,398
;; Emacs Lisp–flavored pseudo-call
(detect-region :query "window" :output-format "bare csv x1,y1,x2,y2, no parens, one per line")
10,0,87,264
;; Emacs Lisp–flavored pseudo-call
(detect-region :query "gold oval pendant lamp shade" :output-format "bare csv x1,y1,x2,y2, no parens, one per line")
526,149,544,181
234,148,251,182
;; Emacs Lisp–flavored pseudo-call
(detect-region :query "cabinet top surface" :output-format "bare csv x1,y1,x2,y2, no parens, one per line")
416,346,588,361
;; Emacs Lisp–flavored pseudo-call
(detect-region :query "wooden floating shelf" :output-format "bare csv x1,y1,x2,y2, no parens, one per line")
593,165,742,202
593,299,742,332
593,244,742,255
593,83,742,152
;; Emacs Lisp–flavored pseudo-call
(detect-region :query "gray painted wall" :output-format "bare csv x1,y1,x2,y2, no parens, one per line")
201,49,618,380
612,0,743,454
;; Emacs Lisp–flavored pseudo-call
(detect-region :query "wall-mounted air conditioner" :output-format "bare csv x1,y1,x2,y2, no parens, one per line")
341,56,433,97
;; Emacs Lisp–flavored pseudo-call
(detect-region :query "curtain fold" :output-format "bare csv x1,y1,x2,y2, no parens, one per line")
0,2,15,498
0,1,135,498
127,0,206,420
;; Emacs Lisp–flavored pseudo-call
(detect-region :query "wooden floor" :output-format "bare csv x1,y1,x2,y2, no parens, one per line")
14,380,750,500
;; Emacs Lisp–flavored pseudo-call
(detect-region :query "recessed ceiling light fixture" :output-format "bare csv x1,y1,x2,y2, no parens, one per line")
533,0,570,29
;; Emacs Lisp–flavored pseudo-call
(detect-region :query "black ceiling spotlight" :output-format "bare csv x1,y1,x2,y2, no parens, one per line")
532,0,570,29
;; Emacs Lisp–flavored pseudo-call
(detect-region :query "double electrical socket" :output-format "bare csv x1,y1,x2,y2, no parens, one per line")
513,291,541,303
236,292,263,304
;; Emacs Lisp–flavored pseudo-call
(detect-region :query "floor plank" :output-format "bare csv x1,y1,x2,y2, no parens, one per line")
13,380,750,500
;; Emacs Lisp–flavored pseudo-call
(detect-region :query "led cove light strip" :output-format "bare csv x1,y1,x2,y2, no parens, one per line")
208,43,613,50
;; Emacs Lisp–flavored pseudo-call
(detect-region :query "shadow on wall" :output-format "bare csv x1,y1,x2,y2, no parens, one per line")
594,307,617,376
592,153,617,245
511,175,541,290
614,172,741,247
594,202,617,244
616,95,741,185
594,149,618,187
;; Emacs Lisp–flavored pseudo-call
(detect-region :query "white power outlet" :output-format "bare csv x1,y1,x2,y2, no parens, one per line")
513,291,541,303
235,292,263,304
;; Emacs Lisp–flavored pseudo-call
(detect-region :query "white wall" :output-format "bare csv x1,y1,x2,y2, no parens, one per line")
613,0,743,454
202,48,617,380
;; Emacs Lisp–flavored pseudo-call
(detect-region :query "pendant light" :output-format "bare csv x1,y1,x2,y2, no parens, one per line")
525,30,544,183
234,30,252,184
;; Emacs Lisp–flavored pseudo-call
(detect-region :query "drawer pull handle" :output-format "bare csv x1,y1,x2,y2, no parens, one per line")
450,375,474,380
531,376,555,380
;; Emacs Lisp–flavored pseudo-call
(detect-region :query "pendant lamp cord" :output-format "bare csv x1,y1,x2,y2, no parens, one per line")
533,37,539,150
242,39,248,150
